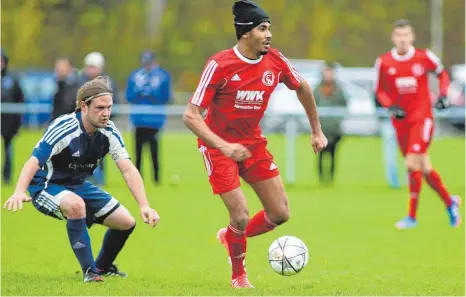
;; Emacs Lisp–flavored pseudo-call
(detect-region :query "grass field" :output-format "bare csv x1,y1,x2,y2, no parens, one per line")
1,130,465,296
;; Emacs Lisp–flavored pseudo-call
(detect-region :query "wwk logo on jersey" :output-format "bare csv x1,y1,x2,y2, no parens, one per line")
235,90,265,110
236,90,265,101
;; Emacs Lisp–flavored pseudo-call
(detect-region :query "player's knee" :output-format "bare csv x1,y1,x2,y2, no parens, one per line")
120,215,136,231
421,159,433,174
268,202,290,225
277,208,290,225
61,197,86,218
405,156,422,171
422,164,433,175
230,212,249,230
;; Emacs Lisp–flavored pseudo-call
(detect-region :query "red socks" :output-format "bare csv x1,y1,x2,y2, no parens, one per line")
425,170,452,207
225,210,279,279
408,171,423,219
225,225,246,279
407,169,453,219
245,209,277,238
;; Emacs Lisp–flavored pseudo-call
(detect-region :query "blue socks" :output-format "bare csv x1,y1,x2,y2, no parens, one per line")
96,225,135,271
66,218,96,272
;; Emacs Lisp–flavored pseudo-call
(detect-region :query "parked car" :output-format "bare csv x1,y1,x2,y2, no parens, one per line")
265,71,379,136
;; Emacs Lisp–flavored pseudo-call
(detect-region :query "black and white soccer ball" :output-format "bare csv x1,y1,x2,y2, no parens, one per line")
268,235,309,276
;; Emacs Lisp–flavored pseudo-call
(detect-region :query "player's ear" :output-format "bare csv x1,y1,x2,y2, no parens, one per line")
80,100,87,112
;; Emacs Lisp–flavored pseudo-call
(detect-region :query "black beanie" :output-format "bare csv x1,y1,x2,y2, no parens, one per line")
233,0,271,40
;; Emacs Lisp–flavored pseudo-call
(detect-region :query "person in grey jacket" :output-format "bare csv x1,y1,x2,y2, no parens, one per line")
313,62,347,185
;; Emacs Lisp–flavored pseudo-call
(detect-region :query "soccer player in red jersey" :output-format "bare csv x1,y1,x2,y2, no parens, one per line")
183,0,327,288
374,19,461,229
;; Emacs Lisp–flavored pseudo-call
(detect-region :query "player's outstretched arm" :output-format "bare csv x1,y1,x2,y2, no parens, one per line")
116,159,160,228
183,104,251,161
3,156,40,211
434,69,451,110
295,80,328,154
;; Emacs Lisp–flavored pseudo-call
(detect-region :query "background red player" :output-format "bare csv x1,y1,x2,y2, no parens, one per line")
374,19,461,229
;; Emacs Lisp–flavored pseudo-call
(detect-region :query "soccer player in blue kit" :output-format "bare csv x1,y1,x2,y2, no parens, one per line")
3,76,160,282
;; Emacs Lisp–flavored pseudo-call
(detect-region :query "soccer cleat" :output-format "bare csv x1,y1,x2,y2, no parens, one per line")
217,228,233,265
98,264,128,277
395,216,417,229
217,228,229,252
83,267,103,283
447,195,461,228
231,273,254,288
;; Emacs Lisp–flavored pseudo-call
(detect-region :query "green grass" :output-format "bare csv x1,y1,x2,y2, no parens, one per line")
1,130,465,296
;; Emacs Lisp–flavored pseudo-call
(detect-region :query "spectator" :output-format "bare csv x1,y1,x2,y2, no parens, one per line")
79,52,119,105
79,51,118,186
126,50,172,184
1,49,25,184
51,57,80,121
313,62,347,185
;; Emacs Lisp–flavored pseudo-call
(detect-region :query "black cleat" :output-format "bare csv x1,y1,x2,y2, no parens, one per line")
99,264,128,277
83,267,103,283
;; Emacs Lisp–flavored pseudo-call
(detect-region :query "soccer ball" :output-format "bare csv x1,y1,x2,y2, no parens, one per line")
169,174,180,186
268,235,309,276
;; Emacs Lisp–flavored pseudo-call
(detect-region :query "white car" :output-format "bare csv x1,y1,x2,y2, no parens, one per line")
264,72,379,135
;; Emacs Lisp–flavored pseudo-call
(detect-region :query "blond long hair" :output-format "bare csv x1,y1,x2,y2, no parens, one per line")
75,76,113,112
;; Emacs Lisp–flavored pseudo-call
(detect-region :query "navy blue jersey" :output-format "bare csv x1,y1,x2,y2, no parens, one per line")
31,112,129,186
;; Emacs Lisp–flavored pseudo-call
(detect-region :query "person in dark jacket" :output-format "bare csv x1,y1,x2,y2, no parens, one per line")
126,51,172,183
51,58,80,121
313,62,347,185
1,49,25,184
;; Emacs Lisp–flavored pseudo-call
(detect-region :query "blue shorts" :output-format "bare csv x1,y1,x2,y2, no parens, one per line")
28,181,120,228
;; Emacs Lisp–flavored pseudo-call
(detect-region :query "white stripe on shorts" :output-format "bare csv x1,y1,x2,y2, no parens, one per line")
94,197,119,218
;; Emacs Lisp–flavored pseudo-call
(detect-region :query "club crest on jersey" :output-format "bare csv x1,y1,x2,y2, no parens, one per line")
388,67,397,75
411,63,425,76
262,70,275,87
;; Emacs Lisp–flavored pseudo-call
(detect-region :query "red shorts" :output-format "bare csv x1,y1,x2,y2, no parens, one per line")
392,118,434,156
198,141,280,195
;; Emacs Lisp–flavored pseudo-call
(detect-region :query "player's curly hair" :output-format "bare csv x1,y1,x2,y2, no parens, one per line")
75,76,113,111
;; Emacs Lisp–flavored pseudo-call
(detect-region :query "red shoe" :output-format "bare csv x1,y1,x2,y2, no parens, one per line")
231,273,254,288
216,228,229,253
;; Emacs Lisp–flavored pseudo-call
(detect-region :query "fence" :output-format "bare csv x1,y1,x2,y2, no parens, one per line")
1,103,464,184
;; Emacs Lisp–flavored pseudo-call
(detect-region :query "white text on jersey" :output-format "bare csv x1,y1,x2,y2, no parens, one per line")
236,90,265,102
395,76,418,94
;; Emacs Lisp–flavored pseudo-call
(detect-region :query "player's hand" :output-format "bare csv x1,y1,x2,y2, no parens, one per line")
311,130,328,154
3,192,32,212
435,95,450,110
220,143,252,162
389,105,406,120
140,206,160,228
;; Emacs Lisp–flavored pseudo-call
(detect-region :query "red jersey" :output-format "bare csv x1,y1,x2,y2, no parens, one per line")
190,46,302,145
375,46,450,123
